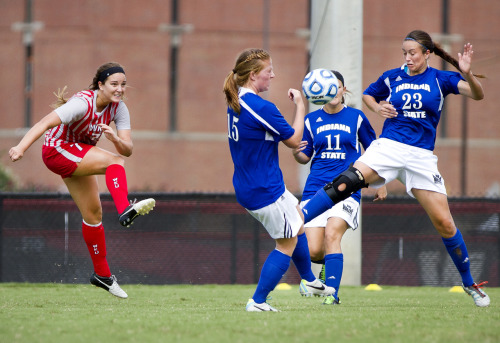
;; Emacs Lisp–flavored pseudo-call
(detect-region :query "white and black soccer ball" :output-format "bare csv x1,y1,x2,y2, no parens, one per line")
301,69,339,105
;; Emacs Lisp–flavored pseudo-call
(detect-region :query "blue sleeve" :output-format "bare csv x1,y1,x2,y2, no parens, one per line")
358,113,377,150
262,102,295,141
438,70,464,96
363,73,390,102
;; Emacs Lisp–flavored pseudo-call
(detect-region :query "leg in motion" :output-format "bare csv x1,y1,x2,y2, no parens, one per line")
302,165,368,223
105,163,156,227
65,175,127,298
246,249,291,312
414,189,489,307
323,217,348,305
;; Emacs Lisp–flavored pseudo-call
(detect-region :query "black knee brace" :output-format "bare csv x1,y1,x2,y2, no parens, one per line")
323,165,368,203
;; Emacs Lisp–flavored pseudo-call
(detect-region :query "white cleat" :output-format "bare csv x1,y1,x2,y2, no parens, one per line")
245,299,280,312
90,273,128,299
119,198,156,227
303,279,335,297
299,279,313,297
462,282,490,307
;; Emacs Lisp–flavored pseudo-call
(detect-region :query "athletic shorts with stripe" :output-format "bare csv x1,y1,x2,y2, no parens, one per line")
300,197,360,230
246,189,303,240
42,143,93,178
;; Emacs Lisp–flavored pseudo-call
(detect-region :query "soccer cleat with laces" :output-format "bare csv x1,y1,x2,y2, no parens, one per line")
119,198,156,227
301,279,335,297
462,281,490,307
90,272,128,299
245,299,280,312
322,295,341,305
299,279,312,297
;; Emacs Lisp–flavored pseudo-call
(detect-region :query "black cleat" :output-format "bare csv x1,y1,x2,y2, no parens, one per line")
118,198,155,227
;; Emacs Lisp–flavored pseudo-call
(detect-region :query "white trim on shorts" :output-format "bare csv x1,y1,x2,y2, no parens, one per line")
300,197,360,230
357,138,447,198
246,189,302,240
55,144,84,163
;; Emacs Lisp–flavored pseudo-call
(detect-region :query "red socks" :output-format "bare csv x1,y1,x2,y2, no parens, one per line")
105,164,130,214
82,221,111,277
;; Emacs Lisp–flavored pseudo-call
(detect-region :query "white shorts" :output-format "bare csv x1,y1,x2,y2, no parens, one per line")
247,189,302,240
357,138,447,198
300,197,360,230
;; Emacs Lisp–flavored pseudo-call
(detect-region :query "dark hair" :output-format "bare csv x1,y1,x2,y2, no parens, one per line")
331,70,349,104
52,62,126,108
89,62,125,90
405,30,484,78
223,48,271,114
331,70,344,88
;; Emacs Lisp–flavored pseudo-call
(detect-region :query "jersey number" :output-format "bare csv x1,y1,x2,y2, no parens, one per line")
326,134,341,150
402,93,423,110
227,114,239,141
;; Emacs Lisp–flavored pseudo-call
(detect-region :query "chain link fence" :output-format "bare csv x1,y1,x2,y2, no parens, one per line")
1,193,498,287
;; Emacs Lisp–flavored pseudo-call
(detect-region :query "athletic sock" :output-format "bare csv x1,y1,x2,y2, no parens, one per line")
291,233,316,282
311,259,325,279
105,164,130,214
252,249,291,304
302,188,335,224
325,253,343,300
82,221,111,277
442,228,473,287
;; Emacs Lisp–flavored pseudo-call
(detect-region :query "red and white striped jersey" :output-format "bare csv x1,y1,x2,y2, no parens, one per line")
44,90,130,147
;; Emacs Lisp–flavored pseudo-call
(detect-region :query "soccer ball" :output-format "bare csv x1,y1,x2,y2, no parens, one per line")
301,69,339,105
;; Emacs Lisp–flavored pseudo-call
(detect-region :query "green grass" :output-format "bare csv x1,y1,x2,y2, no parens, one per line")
0,283,499,343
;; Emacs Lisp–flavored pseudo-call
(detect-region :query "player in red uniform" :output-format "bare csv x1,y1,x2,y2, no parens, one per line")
9,62,155,298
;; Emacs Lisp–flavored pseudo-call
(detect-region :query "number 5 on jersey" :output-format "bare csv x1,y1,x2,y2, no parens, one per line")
228,113,239,141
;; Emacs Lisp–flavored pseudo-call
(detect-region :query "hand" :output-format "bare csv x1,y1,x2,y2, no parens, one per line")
373,186,387,202
9,146,24,162
98,123,119,143
376,102,398,119
293,140,308,155
288,88,303,104
458,43,474,75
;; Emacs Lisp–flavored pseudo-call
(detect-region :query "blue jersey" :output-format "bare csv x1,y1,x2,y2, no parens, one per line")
301,105,376,202
363,65,464,151
227,87,295,211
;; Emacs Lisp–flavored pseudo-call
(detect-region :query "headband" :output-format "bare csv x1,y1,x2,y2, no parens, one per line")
98,66,125,83
404,37,431,52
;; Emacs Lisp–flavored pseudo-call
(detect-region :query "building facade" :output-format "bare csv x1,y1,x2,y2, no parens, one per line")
1,0,499,197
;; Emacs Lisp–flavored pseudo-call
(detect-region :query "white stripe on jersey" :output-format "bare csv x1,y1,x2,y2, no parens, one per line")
435,78,444,111
240,98,280,136
383,76,392,102
356,114,363,153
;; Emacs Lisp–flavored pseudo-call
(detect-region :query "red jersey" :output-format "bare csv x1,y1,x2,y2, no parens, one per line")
44,90,127,147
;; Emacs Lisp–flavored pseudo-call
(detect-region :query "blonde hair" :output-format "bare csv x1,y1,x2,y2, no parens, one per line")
223,48,271,114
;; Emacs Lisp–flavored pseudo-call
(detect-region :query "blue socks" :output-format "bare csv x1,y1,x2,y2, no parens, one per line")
325,253,343,300
291,233,316,282
442,229,473,287
302,188,334,224
253,249,291,303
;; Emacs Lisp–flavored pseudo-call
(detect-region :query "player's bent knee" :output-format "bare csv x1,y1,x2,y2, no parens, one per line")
324,166,368,203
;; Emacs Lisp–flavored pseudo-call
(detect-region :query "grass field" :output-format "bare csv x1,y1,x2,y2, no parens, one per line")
0,283,499,343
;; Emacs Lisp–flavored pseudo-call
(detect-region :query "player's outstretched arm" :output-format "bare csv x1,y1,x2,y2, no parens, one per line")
283,88,305,149
9,111,62,162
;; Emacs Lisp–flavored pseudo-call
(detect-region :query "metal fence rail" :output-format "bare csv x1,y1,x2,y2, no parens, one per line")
0,193,498,286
